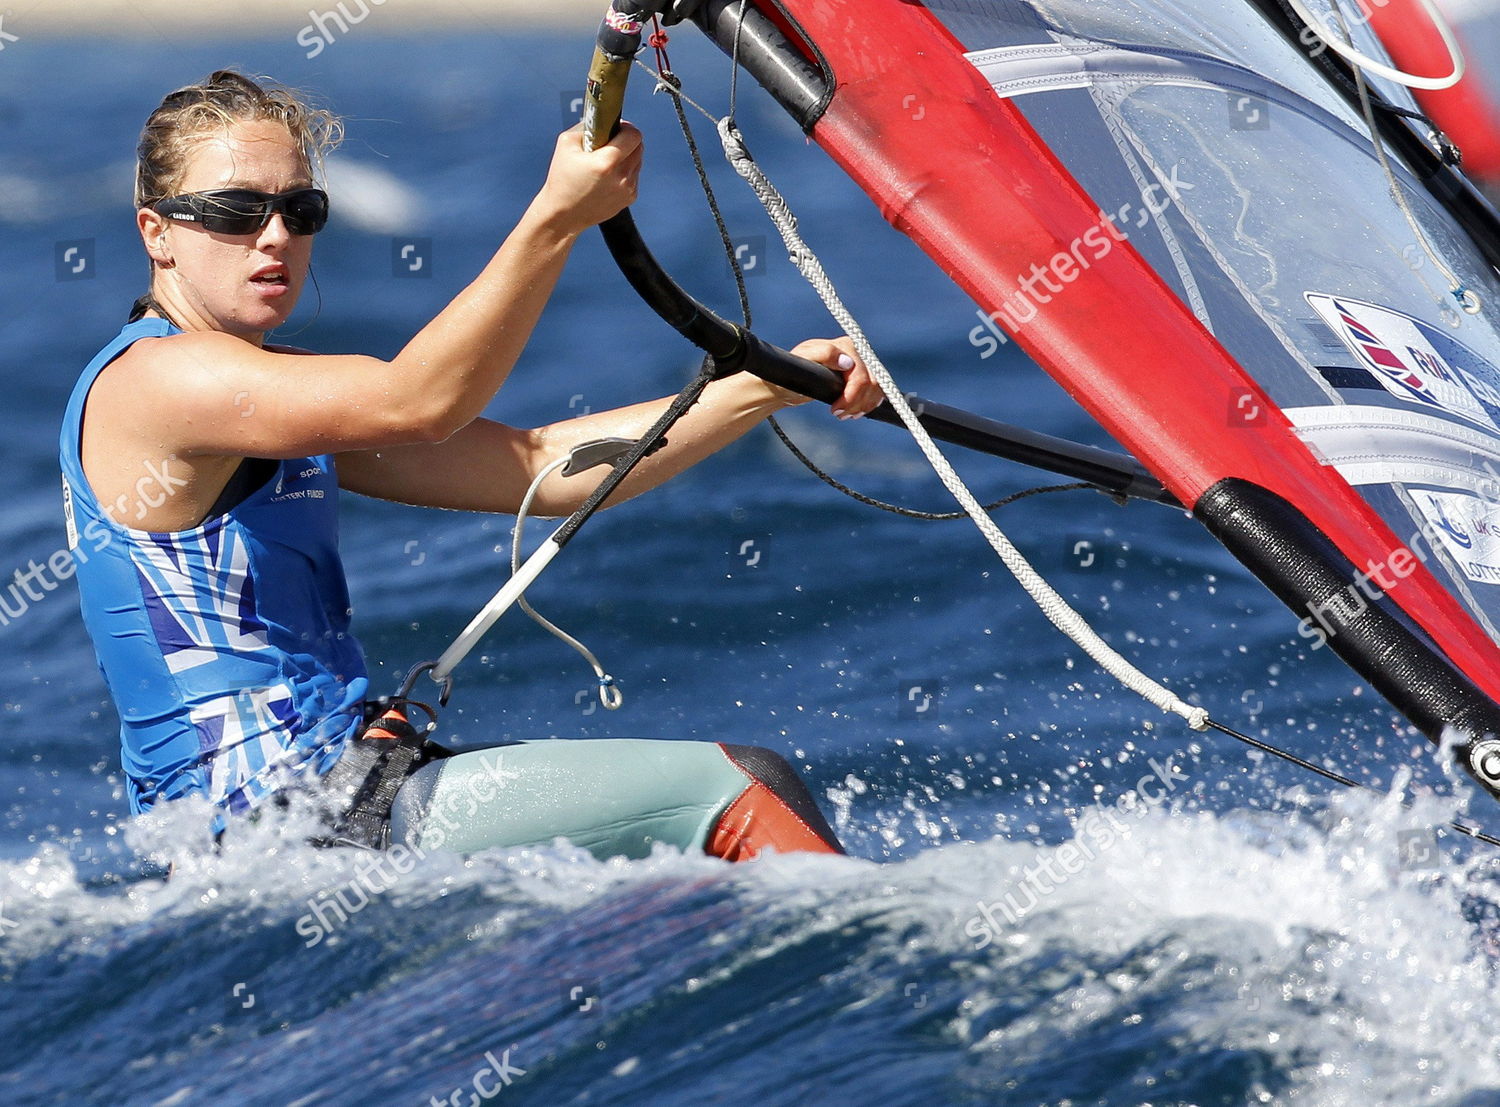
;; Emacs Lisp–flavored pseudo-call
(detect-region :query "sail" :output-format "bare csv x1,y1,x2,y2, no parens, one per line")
686,0,1500,788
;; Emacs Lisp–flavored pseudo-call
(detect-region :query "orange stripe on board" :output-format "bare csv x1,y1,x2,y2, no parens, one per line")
707,781,843,861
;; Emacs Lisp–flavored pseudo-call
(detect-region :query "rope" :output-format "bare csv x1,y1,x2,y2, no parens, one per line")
430,362,720,691
511,457,623,710
641,58,1079,521
1207,718,1500,849
728,0,750,121
645,64,754,327
1327,3,1482,314
767,416,1100,520
1286,0,1466,91
716,117,1210,731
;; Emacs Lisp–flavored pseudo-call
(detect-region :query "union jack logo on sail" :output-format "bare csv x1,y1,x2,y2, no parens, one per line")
1333,299,1443,406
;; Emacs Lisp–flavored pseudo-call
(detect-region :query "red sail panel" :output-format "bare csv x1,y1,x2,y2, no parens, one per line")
766,0,1500,702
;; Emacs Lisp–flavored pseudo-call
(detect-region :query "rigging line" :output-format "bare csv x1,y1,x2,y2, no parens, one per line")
427,361,719,695
728,0,750,122
512,457,623,712
647,52,1038,518
1332,3,1482,314
714,117,1210,732
635,58,723,126
647,11,672,73
767,415,1103,519
1206,719,1500,850
644,53,1134,515
1279,21,1454,134
641,63,754,327
1284,0,1466,91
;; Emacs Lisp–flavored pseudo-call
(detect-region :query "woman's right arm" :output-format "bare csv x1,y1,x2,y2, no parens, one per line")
104,125,644,461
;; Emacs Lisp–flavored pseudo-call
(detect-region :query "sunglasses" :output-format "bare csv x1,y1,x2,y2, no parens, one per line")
152,187,330,236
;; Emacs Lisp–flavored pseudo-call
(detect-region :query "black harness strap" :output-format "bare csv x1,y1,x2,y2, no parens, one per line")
315,698,451,850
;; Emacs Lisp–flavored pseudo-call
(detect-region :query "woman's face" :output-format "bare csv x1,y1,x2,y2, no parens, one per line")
142,118,316,341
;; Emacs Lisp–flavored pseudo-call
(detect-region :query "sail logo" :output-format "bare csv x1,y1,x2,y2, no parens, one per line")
1307,293,1500,432
1413,490,1500,586
1334,300,1446,407
1421,495,1474,550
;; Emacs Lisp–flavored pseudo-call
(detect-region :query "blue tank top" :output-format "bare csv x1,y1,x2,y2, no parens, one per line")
60,318,369,821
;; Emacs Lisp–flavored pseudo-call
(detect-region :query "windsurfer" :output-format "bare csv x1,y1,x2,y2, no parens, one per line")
60,70,876,859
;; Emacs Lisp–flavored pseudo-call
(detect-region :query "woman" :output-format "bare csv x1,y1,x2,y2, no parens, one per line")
61,71,877,860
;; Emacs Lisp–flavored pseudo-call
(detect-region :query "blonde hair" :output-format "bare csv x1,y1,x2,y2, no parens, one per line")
135,70,343,209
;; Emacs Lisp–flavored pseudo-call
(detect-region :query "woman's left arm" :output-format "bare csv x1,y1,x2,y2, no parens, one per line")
335,338,877,515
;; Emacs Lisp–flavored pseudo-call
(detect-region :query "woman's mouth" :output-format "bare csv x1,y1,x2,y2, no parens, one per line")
249,265,290,297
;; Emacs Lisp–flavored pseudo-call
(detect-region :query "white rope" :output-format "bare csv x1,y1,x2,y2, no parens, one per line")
1329,3,1483,315
512,458,623,711
717,117,1211,731
431,457,621,707
1287,0,1466,90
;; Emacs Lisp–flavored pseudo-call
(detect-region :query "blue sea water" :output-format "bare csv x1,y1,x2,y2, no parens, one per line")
3,25,1500,1107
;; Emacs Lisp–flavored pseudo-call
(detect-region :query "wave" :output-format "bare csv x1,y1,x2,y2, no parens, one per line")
2,780,1498,1106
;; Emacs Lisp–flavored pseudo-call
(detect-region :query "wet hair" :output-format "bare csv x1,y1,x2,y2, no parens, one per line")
134,69,342,210
130,70,341,323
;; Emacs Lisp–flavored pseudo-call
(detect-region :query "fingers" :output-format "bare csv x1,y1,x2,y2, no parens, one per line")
788,336,884,419
591,122,643,206
607,121,645,157
618,141,644,200
822,337,881,420
835,353,881,420
542,121,645,234
560,120,644,158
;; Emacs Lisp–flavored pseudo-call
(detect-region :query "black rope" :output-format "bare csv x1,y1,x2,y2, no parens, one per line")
1206,718,1500,849
655,9,1500,852
656,66,753,328
554,356,719,546
1266,0,1460,163
767,415,1102,518
651,48,1125,522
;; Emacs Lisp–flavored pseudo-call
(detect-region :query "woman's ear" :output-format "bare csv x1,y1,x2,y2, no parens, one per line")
138,208,174,268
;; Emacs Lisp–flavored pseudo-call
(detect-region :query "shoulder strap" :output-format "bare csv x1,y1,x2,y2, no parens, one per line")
60,318,176,488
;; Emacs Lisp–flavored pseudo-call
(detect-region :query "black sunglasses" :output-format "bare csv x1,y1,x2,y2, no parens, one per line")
152,188,330,236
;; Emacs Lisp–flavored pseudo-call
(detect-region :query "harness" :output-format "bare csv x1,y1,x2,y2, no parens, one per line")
314,698,453,850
